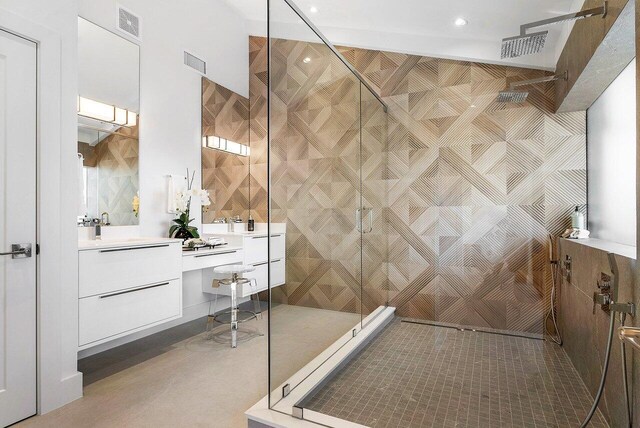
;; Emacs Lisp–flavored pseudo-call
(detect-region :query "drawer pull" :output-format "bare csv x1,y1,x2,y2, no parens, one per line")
99,282,170,299
250,236,268,240
99,244,171,253
194,250,237,258
253,259,282,267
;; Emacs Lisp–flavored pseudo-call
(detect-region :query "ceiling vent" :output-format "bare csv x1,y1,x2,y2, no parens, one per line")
184,51,207,75
117,4,141,40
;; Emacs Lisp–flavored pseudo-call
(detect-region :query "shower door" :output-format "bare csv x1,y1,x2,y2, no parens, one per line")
266,0,388,414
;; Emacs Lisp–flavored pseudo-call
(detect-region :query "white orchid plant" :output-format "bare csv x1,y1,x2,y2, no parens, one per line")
169,169,211,240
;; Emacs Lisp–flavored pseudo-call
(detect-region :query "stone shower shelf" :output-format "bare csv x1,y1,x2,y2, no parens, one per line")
560,237,636,260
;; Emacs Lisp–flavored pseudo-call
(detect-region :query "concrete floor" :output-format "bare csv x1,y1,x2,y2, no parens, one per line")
17,304,360,428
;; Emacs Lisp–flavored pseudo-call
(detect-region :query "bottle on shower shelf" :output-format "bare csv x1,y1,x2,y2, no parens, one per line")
571,206,585,230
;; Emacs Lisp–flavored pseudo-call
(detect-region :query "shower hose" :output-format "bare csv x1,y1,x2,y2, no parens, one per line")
579,312,632,428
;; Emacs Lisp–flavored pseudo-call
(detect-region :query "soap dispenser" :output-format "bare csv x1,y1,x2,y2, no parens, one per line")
570,206,585,230
248,214,255,232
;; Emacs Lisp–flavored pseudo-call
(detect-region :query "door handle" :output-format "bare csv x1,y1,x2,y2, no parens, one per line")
0,243,32,259
355,209,373,234
365,208,373,233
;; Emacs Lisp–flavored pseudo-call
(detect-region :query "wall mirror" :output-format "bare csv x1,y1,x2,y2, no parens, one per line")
77,17,140,226
201,78,251,224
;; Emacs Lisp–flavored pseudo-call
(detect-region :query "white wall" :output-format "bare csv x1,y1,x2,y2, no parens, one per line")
587,58,637,247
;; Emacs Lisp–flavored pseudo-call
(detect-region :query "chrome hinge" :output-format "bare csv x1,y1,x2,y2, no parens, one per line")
282,383,290,398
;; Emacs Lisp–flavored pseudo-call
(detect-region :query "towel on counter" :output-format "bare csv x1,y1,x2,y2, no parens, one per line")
561,228,590,239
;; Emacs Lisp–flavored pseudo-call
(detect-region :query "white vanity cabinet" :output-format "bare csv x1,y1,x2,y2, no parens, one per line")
78,239,183,349
239,233,286,296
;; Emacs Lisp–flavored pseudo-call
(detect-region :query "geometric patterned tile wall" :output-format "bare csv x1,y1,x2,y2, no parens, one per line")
249,36,586,334
201,77,251,222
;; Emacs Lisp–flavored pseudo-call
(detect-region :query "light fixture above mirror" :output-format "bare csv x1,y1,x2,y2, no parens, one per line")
77,96,138,127
202,135,250,157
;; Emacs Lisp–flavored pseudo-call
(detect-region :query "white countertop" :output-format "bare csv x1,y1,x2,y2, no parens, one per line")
560,238,636,260
78,237,182,251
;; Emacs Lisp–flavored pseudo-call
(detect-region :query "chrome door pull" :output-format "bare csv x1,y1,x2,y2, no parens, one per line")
0,243,32,259
365,208,373,233
355,208,373,234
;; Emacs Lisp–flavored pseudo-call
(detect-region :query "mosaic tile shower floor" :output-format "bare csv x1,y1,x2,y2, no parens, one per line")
304,318,607,428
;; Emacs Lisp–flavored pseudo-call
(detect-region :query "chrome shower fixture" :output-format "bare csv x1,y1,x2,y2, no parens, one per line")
497,71,568,103
496,90,529,103
501,1,607,58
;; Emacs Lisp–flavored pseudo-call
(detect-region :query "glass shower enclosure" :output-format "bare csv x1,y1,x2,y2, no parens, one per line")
265,0,390,421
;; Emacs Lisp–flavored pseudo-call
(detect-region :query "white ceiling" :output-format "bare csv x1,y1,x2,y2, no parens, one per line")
224,0,586,70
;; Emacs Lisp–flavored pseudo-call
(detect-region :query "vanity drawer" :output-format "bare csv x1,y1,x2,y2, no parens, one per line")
244,258,285,295
79,243,181,298
244,234,285,265
182,248,243,272
78,279,181,347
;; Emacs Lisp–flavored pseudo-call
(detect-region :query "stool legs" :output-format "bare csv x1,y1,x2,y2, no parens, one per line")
230,274,238,348
251,293,262,319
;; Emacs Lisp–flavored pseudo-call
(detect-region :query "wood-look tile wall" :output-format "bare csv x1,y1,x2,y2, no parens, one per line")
201,78,251,222
249,36,587,333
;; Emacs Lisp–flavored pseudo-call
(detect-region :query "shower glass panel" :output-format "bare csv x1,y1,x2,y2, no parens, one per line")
267,0,362,406
360,84,389,325
266,0,388,412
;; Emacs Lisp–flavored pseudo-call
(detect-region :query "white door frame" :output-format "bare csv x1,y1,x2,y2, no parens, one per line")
0,8,82,415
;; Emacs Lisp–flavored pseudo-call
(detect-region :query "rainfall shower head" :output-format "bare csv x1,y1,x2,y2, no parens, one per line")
501,31,548,59
501,1,607,59
496,71,567,104
496,91,529,103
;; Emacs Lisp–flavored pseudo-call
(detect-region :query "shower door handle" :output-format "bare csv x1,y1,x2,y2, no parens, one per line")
355,208,373,234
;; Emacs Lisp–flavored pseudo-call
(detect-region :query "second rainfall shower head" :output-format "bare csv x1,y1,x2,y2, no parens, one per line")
501,1,607,59
496,91,530,103
496,72,567,104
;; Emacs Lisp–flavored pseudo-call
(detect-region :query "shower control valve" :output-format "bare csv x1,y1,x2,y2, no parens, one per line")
593,292,611,314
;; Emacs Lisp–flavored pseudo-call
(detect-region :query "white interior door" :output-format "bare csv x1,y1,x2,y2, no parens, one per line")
0,29,37,427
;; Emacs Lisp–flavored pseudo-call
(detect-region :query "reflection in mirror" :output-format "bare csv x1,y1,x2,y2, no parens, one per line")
77,17,140,226
201,78,250,223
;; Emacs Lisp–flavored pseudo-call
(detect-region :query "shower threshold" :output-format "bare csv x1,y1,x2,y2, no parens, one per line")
246,305,396,428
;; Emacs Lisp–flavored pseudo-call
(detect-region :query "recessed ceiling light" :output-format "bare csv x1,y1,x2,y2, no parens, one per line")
310,6,318,13
303,57,311,64
454,17,468,26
